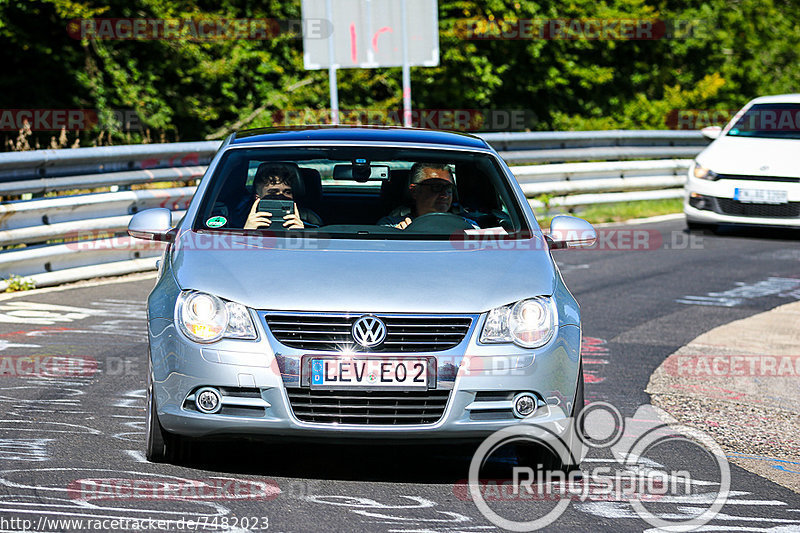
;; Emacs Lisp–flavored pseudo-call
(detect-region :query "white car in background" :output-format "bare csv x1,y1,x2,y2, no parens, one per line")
685,94,800,230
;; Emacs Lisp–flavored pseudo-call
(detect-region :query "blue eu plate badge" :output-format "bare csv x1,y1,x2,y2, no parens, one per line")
311,360,324,385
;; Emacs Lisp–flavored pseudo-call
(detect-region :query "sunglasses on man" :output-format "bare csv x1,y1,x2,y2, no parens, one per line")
417,182,455,194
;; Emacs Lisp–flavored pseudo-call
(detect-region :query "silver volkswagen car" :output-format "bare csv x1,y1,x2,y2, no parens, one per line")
128,126,596,464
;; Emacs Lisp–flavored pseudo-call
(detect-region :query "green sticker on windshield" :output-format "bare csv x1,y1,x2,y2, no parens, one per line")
206,216,227,228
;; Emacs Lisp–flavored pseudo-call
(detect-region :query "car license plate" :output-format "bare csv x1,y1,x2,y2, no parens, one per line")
310,358,428,389
734,188,788,204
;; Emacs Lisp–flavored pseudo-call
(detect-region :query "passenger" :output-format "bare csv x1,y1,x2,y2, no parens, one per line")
378,163,476,229
244,163,322,229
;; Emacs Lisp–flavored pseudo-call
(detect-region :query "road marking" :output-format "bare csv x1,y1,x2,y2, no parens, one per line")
582,336,610,384
352,509,471,523
677,277,800,307
0,438,54,461
0,302,106,325
124,450,147,463
0,272,156,303
0,420,100,434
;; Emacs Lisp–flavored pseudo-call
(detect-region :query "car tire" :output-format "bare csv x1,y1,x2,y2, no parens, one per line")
145,371,172,463
567,364,585,470
145,360,190,464
515,362,585,474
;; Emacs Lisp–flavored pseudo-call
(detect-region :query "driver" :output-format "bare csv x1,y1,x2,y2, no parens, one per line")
378,163,476,229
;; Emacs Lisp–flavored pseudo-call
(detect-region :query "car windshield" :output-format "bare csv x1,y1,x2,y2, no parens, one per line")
195,146,531,240
726,103,800,139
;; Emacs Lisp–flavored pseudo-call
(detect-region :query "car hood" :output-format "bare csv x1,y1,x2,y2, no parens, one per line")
698,136,800,177
170,232,556,314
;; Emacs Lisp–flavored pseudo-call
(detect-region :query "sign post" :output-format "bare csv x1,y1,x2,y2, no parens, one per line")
400,0,411,127
324,0,339,124
301,0,439,127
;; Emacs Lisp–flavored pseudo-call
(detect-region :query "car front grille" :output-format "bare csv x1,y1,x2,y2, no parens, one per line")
286,388,450,425
263,313,473,352
713,197,800,218
716,173,800,183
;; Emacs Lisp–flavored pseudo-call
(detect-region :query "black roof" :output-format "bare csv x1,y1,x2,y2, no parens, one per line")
230,125,489,149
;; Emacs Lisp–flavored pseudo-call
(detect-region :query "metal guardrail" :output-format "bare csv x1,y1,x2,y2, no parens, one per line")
480,130,707,163
0,131,704,290
515,158,691,209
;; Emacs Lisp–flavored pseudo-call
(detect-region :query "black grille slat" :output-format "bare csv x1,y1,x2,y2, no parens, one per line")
286,388,450,425
383,340,458,345
287,393,445,402
264,313,472,352
269,328,352,334
717,174,800,183
295,412,440,425
712,197,800,218
291,403,445,410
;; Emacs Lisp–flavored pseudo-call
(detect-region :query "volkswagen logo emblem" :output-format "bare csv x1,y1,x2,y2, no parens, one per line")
352,315,387,348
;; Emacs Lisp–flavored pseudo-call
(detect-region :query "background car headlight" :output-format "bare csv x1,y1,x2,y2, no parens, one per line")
176,291,256,343
480,297,557,348
693,163,718,180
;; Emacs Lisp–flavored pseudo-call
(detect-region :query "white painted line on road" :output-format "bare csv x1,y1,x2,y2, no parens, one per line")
124,449,147,463
0,272,156,303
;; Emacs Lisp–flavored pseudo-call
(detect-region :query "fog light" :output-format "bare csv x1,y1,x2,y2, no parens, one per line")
195,387,221,414
689,193,710,211
513,392,538,418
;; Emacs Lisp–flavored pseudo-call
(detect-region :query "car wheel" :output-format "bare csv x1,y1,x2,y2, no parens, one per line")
567,364,585,470
145,361,191,463
145,371,172,462
515,363,585,474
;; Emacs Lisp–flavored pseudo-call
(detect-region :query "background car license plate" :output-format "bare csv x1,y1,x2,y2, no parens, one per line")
310,359,428,388
734,188,788,204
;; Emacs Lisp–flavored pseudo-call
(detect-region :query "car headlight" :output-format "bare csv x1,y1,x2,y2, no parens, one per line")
480,297,557,348
693,163,718,181
176,291,257,343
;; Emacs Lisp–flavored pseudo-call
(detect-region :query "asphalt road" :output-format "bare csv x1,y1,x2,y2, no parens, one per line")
0,218,798,532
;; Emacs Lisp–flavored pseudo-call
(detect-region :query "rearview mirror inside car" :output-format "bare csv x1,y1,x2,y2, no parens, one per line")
332,164,390,181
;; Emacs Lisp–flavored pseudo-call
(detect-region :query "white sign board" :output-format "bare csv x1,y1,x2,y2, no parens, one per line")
302,0,439,69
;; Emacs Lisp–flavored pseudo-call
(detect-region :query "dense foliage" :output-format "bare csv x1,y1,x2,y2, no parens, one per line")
0,0,798,146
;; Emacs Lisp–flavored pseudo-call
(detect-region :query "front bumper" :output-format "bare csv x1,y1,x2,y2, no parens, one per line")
148,315,582,442
684,174,800,227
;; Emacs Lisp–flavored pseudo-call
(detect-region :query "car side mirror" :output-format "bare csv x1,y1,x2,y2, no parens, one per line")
701,126,722,141
128,208,175,241
546,215,596,249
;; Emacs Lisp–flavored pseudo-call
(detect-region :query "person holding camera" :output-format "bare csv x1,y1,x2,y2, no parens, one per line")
244,163,322,230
